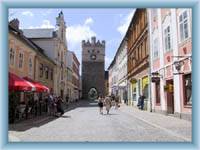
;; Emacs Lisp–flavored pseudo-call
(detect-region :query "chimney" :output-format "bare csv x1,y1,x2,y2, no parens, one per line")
9,18,20,30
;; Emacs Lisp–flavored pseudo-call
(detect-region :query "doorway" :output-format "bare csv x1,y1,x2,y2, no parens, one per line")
60,90,64,99
88,88,98,100
166,80,174,114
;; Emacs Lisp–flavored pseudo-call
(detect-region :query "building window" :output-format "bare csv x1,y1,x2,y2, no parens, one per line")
29,57,33,75
9,48,15,66
18,52,24,69
61,51,64,62
61,69,63,80
61,29,64,41
138,47,140,61
155,82,160,104
135,49,138,62
184,74,192,105
145,39,147,56
179,10,189,42
50,69,53,80
57,52,60,61
45,67,49,79
153,38,159,59
152,9,157,22
39,63,43,78
164,26,172,52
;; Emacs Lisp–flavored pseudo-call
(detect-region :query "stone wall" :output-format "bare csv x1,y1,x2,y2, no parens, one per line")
82,62,105,99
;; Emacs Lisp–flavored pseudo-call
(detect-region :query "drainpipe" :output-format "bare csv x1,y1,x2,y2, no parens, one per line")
147,9,152,112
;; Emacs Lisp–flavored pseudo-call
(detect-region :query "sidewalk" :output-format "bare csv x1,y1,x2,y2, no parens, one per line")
8,133,21,142
9,100,81,131
119,104,192,141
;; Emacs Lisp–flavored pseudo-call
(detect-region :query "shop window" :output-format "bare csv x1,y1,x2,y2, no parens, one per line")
184,74,192,105
142,77,149,98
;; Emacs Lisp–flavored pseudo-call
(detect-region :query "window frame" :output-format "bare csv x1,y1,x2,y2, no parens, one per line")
178,9,191,43
39,63,43,78
153,37,159,59
9,48,15,66
18,51,24,69
163,25,172,52
28,56,33,75
45,66,49,79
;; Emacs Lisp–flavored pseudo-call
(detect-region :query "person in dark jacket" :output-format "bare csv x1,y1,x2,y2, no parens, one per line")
56,96,64,116
98,95,104,114
137,93,145,110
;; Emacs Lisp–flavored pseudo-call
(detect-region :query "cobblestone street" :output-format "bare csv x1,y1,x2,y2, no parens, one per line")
9,100,192,142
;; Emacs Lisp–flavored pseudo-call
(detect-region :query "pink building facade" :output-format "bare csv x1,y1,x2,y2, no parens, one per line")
148,9,192,120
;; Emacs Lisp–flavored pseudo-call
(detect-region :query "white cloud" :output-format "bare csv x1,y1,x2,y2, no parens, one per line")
42,9,53,16
29,20,55,29
66,18,97,72
21,11,34,17
117,9,135,36
66,19,97,51
84,17,94,25
40,20,55,28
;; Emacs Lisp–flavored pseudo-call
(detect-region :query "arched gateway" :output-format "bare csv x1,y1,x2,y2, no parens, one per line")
88,88,98,100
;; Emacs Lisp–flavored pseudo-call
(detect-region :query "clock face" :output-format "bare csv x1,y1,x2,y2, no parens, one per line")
90,54,96,60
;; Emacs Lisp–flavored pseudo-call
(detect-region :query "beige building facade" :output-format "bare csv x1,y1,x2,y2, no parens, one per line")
23,11,68,98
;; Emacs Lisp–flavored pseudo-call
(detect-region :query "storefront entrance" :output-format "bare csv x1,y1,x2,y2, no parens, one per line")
166,80,174,114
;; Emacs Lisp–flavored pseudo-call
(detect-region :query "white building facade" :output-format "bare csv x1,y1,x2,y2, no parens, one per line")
116,39,128,104
108,38,128,103
66,51,74,102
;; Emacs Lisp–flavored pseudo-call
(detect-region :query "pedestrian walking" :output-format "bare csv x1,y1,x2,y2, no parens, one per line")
65,95,69,105
111,93,115,101
137,93,145,110
115,95,120,109
56,96,64,116
47,93,54,116
98,96,104,115
104,96,112,115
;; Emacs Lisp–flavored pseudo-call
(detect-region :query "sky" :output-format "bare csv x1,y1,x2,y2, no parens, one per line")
9,8,135,70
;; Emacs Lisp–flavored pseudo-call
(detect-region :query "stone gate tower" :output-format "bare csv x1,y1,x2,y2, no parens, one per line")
82,37,105,100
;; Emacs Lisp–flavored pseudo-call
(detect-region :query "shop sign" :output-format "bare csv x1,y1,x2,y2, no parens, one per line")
151,77,160,82
164,84,173,93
